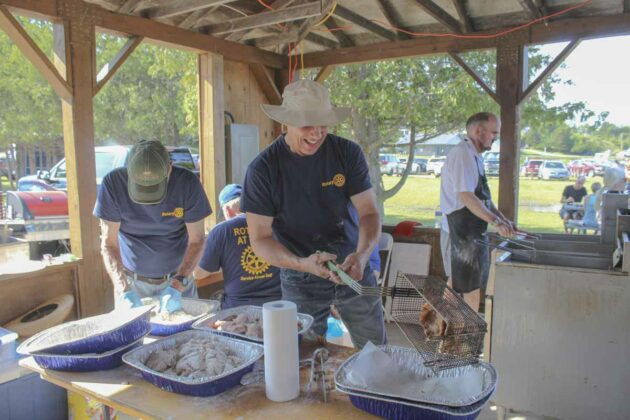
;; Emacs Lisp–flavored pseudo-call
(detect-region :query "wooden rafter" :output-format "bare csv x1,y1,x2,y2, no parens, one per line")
333,5,397,41
451,0,473,33
0,5,73,102
226,0,296,43
517,0,542,19
519,38,581,104
448,52,497,103
300,13,630,68
250,63,282,105
178,7,218,29
94,36,143,96
314,65,334,83
305,32,339,49
376,0,411,40
252,29,298,48
283,0,334,54
324,17,354,47
117,0,143,14
147,0,237,20
414,0,462,33
204,2,325,36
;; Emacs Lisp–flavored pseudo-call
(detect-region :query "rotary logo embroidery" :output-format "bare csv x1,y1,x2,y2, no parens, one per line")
161,207,184,218
321,173,346,188
240,246,270,275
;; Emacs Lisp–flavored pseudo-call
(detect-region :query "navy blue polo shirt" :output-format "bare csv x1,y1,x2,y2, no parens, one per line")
93,166,212,278
241,134,372,261
198,214,281,309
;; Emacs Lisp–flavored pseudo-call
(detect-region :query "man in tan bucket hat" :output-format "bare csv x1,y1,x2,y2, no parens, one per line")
242,80,385,349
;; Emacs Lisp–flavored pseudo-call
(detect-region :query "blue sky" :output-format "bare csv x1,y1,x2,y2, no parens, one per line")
539,35,630,127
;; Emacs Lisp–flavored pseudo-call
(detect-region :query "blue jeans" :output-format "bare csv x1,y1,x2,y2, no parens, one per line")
280,267,386,349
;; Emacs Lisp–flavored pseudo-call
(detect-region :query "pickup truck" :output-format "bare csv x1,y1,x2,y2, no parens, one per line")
19,145,198,190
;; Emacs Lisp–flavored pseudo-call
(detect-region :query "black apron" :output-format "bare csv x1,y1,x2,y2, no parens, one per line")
446,153,492,294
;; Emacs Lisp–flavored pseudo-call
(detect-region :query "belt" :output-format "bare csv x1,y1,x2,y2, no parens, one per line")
123,268,176,285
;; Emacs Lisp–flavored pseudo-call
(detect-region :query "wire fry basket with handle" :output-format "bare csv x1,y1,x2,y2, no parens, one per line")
326,261,486,372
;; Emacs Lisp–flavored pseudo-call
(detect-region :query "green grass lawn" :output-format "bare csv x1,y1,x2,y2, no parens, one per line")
382,175,601,233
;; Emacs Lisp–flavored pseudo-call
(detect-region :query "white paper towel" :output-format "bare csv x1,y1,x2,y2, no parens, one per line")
263,300,299,402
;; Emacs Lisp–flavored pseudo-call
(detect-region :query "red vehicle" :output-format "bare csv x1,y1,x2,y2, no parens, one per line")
523,159,543,178
567,160,597,177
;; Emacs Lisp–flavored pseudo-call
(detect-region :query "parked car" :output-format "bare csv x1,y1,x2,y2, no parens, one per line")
395,157,420,175
379,154,398,176
426,156,446,177
483,152,500,176
19,145,198,190
538,160,570,180
413,158,428,173
17,178,61,192
566,160,597,177
523,159,543,178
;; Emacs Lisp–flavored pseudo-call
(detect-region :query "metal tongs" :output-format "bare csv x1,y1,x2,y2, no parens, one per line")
326,260,423,298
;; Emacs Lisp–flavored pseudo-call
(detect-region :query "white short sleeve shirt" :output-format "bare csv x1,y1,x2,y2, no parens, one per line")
439,139,485,232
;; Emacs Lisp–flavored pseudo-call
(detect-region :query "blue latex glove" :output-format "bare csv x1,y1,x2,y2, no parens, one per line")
121,290,142,308
159,286,182,313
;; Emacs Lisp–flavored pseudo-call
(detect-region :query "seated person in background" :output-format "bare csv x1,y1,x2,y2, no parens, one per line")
595,166,627,215
581,182,602,232
193,184,281,309
560,176,587,231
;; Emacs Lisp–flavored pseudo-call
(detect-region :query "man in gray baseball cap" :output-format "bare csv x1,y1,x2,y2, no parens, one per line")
94,139,212,313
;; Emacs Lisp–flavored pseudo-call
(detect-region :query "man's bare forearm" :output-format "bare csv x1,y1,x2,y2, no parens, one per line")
176,240,204,277
101,244,128,293
356,212,380,263
250,237,303,271
459,192,495,223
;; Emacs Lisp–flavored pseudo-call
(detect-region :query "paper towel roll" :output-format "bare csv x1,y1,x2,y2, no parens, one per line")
263,300,299,402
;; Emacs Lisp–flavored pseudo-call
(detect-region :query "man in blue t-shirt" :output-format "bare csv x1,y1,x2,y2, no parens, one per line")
194,184,281,309
242,80,385,349
93,140,212,312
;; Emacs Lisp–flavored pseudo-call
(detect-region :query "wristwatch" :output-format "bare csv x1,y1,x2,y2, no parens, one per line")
490,217,502,227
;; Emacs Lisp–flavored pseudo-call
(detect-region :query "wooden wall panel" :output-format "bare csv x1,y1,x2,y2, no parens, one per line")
0,262,80,325
223,60,276,150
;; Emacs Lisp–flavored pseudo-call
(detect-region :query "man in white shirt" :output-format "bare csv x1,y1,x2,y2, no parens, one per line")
439,112,515,311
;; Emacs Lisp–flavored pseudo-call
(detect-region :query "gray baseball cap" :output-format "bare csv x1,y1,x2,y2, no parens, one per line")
127,140,170,204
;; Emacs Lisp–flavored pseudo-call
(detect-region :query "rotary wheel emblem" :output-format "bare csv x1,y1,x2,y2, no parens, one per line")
240,246,269,275
333,174,346,187
173,208,184,218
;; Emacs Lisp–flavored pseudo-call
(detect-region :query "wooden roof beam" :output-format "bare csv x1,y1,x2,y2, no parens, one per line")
250,63,282,105
448,52,497,102
95,36,143,95
225,0,297,43
376,0,411,40
147,0,237,20
517,0,543,19
314,65,335,83
301,12,630,68
305,32,339,49
324,17,354,47
414,0,462,33
520,38,581,104
0,5,72,102
178,7,219,29
251,29,299,48
282,0,334,53
333,5,398,41
117,0,144,14
452,0,473,33
204,2,326,36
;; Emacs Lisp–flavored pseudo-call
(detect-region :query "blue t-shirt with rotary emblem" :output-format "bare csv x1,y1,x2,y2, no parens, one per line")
198,214,281,309
242,134,372,261
93,166,212,278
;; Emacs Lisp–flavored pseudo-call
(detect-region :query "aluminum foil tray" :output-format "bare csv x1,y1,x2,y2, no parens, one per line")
31,338,144,372
337,384,492,420
335,345,497,407
192,305,313,344
122,329,263,397
141,298,220,336
17,306,152,355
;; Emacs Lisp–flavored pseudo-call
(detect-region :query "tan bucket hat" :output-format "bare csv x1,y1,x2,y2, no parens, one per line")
261,80,350,127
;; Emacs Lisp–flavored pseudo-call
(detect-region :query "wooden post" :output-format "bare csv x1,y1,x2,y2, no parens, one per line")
496,38,525,223
198,53,225,231
53,10,108,315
